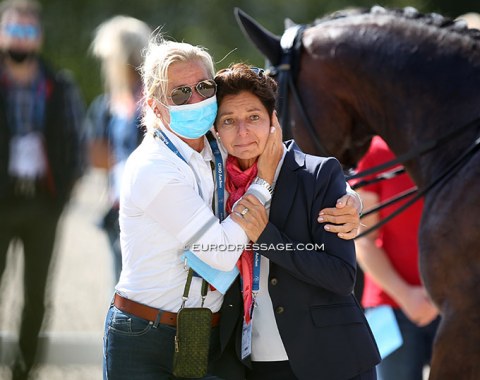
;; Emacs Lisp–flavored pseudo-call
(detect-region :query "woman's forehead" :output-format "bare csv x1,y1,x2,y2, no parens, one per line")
167,60,209,87
219,91,266,111
1,9,39,25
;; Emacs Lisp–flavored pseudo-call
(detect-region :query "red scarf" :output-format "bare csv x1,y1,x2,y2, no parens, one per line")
225,155,257,323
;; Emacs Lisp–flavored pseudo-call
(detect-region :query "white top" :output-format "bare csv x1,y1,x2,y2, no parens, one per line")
8,132,47,179
251,146,289,361
115,126,271,313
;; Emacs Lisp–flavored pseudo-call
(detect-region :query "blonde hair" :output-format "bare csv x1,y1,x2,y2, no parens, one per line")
457,12,480,30
141,33,215,131
0,0,41,19
91,15,151,96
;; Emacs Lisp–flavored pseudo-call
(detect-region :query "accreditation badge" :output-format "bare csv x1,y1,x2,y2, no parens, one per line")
241,315,253,360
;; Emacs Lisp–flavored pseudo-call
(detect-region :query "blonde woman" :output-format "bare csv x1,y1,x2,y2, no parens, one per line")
85,16,151,281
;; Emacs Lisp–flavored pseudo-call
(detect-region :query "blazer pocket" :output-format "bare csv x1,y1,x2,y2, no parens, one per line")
310,304,365,327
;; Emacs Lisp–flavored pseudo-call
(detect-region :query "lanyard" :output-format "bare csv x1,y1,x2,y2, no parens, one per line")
252,251,261,293
154,129,187,163
207,132,225,221
154,129,225,221
244,251,261,321
9,75,46,135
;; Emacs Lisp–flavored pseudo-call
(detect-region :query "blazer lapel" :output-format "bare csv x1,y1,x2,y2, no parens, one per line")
269,140,305,229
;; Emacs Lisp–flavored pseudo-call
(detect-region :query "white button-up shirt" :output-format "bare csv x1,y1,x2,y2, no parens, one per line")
116,126,271,313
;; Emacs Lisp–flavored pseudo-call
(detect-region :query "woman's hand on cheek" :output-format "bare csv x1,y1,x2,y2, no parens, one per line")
257,112,283,184
231,194,268,242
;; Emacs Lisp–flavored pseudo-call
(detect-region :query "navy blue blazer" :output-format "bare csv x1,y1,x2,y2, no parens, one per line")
216,141,380,380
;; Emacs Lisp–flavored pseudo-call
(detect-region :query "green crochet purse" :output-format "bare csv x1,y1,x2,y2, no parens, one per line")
172,269,212,378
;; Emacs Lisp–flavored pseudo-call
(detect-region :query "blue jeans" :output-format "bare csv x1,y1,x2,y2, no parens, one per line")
376,308,440,380
103,305,223,380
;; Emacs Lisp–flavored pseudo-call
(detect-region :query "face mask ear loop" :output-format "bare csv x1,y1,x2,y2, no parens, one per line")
149,96,171,130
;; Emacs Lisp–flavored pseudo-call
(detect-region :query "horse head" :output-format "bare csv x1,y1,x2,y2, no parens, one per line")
235,8,373,168
235,7,480,176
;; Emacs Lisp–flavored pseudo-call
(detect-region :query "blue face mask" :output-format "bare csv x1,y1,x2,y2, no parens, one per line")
168,96,218,139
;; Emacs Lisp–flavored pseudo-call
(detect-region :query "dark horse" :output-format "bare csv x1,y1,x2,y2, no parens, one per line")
235,6,480,379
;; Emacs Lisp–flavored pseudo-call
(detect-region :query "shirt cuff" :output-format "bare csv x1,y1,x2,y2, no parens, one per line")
245,183,272,206
346,185,363,214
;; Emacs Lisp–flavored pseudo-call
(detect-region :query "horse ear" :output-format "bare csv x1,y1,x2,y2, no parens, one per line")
234,8,282,65
284,18,298,29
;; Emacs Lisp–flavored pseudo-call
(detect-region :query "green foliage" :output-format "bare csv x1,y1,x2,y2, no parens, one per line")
37,0,476,104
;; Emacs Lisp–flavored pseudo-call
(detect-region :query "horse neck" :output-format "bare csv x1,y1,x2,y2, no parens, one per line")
361,76,479,189
307,21,480,187
349,73,479,189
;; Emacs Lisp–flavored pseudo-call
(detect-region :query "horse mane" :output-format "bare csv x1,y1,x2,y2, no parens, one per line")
313,6,480,42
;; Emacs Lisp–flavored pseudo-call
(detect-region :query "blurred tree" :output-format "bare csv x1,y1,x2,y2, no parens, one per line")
426,0,478,17
37,0,477,105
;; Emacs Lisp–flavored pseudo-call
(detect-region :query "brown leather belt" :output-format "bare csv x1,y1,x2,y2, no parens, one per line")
113,293,220,328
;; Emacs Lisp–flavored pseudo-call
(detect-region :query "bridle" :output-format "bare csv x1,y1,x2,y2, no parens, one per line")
266,24,330,158
267,23,480,238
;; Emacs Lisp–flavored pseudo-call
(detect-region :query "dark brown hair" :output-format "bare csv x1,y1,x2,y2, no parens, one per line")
214,63,277,120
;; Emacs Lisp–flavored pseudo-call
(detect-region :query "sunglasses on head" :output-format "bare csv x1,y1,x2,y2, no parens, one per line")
250,67,265,77
168,79,217,106
218,66,265,78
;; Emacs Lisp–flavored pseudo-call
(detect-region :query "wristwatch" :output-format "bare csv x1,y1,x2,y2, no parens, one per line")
252,177,274,195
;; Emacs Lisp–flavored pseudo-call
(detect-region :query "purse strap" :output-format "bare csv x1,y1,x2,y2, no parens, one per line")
181,268,208,309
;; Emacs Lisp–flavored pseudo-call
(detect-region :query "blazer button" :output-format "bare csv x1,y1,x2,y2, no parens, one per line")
275,306,284,314
270,278,278,286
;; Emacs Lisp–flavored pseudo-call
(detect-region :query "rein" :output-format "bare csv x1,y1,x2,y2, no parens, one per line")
356,135,480,238
268,23,480,237
350,167,416,220
346,115,480,181
350,166,405,190
348,116,480,236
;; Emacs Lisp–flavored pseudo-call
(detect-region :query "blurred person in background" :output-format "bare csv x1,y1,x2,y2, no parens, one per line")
84,15,151,282
353,136,440,380
0,0,85,379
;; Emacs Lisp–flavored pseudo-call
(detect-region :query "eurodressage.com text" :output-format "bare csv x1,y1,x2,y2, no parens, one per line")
187,243,326,252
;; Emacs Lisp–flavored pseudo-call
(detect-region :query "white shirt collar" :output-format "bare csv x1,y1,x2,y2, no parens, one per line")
272,145,288,189
157,124,213,163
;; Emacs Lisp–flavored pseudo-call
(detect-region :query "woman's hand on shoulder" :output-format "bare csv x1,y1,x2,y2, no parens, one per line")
318,193,360,240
